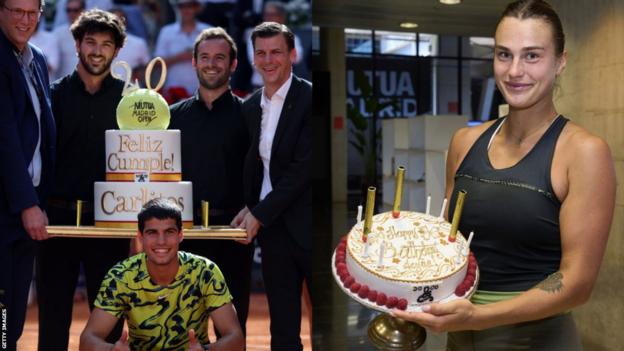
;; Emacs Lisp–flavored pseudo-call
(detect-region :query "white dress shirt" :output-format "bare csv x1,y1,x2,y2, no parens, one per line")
52,24,78,81
30,28,60,80
154,21,211,94
259,73,292,200
113,33,151,78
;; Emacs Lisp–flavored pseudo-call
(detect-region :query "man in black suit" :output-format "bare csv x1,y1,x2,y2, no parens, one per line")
0,0,56,348
232,22,312,351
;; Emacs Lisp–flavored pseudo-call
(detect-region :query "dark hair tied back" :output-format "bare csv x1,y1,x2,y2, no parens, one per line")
499,0,565,56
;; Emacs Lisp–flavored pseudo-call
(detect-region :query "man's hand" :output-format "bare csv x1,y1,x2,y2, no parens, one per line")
230,206,249,228
112,330,130,351
236,211,261,245
392,299,476,333
21,205,49,240
187,329,203,351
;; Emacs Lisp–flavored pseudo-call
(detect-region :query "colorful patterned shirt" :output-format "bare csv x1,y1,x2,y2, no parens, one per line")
95,251,232,350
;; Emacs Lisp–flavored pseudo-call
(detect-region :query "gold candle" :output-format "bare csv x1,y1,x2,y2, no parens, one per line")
363,186,376,242
449,190,467,242
202,200,209,228
76,200,83,227
392,166,405,218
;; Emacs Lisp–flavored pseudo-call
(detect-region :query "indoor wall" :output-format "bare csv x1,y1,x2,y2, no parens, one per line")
550,1,624,349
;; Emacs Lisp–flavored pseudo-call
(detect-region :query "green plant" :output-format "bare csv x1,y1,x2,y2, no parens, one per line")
346,71,397,188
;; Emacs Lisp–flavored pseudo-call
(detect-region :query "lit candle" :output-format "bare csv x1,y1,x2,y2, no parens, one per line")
76,200,83,227
462,231,474,256
377,241,385,267
439,198,447,218
467,231,474,248
425,194,431,215
363,186,376,242
449,190,467,242
392,166,405,218
202,200,209,228
356,205,363,223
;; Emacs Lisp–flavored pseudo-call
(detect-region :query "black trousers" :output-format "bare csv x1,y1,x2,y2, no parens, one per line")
179,214,254,336
36,206,128,351
257,219,311,351
0,234,36,351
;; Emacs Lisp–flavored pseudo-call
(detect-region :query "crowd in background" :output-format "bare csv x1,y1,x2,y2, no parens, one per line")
32,0,311,101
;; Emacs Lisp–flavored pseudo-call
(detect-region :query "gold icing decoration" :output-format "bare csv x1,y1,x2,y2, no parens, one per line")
347,211,468,282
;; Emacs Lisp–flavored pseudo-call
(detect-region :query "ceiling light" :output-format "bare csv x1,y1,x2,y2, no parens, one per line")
400,22,418,29
439,0,461,4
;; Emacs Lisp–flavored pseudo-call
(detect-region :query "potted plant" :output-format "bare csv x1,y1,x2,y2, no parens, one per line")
346,71,397,202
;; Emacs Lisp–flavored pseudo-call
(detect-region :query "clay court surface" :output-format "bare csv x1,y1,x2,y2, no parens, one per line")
18,293,311,350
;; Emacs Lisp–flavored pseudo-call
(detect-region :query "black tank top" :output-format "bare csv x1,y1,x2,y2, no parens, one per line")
449,115,568,291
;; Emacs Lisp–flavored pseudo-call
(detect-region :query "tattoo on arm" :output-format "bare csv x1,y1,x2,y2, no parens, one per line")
535,271,564,293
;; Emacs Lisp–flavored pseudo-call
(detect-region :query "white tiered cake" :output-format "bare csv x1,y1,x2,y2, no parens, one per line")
93,58,193,229
104,130,182,182
94,130,193,228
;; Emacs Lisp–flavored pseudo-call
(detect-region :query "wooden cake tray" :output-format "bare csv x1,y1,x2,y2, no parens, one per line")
47,225,246,240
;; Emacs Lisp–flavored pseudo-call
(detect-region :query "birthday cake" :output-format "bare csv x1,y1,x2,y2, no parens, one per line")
93,130,193,228
93,59,193,228
334,211,477,311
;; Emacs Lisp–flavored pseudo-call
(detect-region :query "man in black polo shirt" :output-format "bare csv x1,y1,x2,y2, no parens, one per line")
36,9,128,350
169,27,253,336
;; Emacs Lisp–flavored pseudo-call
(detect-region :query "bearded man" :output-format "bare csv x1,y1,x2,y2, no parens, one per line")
36,9,129,350
168,27,253,339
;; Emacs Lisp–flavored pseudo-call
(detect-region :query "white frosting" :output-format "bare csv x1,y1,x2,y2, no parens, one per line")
94,182,193,227
346,211,468,307
105,130,181,181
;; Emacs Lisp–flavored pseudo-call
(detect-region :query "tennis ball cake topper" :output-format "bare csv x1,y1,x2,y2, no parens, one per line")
114,57,170,130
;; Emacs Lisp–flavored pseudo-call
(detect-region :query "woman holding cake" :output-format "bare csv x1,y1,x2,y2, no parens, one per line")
394,0,616,349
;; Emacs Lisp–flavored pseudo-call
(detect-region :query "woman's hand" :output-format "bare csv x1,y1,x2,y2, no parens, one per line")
392,299,477,333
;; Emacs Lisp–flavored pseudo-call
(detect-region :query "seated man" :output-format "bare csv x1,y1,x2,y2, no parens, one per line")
79,199,244,351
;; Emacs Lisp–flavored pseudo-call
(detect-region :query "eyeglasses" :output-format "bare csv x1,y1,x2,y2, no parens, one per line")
2,5,42,21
